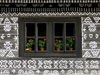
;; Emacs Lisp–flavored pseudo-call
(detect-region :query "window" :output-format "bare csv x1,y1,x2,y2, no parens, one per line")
19,17,82,57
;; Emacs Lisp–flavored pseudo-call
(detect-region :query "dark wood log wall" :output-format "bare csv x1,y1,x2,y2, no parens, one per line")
0,0,100,75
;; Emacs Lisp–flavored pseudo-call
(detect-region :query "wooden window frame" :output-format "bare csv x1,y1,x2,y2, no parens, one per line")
19,17,82,58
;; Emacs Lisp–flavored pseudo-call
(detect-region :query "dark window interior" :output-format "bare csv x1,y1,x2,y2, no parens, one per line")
38,23,46,36
55,23,64,36
66,23,75,36
26,23,35,36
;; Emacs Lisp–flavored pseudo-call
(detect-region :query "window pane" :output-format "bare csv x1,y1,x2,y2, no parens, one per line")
38,38,46,51
55,23,64,36
26,23,35,36
26,38,35,51
55,38,63,51
38,23,46,36
66,23,75,36
66,37,75,51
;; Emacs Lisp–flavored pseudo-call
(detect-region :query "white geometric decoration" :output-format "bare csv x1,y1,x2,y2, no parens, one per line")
11,17,18,23
88,24,96,32
83,26,86,32
59,60,68,69
0,60,8,68
60,70,65,73
0,15,100,74
1,34,5,39
83,34,87,39
14,26,18,31
89,41,97,49
0,12,100,17
8,60,13,68
3,18,11,24
84,69,89,74
89,34,93,38
91,50,100,57
22,60,27,68
15,43,19,50
27,60,36,69
18,69,24,74
43,70,50,74
6,51,15,57
12,69,16,73
52,70,59,75
93,17,100,23
69,61,74,68
0,18,4,24
82,42,87,48
90,60,99,68
27,70,34,74
3,25,11,32
0,17,19,58
7,34,11,38
3,70,9,74
36,70,41,74
91,70,97,74
95,34,99,39
75,61,83,69
83,17,93,23
14,36,18,41
43,60,52,69
0,50,7,57
4,41,13,50
38,60,43,68
53,60,59,69
67,70,74,74
77,70,83,74
85,61,89,68
13,60,21,68
83,51,92,57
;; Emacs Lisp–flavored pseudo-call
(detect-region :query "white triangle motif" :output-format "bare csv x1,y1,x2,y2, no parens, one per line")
91,50,100,57
11,17,18,23
6,51,15,58
84,17,93,23
3,18,11,24
83,51,92,57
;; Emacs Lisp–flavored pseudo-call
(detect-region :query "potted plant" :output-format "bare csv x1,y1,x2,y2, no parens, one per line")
26,38,35,51
38,38,46,51
55,39,63,51
66,37,75,51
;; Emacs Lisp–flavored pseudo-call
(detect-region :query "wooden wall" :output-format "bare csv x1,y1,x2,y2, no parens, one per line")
0,12,100,75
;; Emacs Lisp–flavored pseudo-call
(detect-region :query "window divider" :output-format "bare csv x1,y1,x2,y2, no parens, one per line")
35,22,38,52
64,22,66,52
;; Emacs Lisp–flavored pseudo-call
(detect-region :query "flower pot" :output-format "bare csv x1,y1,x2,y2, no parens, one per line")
29,48,32,51
40,48,44,51
56,48,60,51
69,48,73,51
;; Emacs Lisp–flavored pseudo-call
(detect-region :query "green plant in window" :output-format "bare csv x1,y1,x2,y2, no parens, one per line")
55,39,63,51
26,38,35,51
38,38,46,51
66,37,75,50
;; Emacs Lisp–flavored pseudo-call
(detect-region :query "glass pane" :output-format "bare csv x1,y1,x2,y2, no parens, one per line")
38,23,46,36
38,38,46,51
66,23,75,36
55,23,64,36
55,38,63,51
26,38,35,51
26,23,35,36
66,37,75,51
